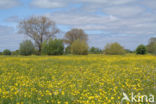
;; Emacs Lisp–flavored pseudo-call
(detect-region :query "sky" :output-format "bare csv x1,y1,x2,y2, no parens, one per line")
0,0,156,51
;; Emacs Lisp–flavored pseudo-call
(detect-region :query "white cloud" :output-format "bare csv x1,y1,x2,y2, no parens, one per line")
1,0,156,50
142,0,156,10
102,6,144,17
77,0,136,5
45,10,156,35
108,0,136,5
31,0,137,9
5,16,20,23
88,34,156,50
0,0,20,9
47,13,118,25
31,0,66,8
0,25,24,51
77,0,109,4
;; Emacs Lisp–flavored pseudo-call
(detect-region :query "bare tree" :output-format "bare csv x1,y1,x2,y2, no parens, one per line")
64,28,88,45
18,16,59,54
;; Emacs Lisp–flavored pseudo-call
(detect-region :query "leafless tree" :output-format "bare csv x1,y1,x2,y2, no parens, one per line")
18,16,59,54
64,28,88,45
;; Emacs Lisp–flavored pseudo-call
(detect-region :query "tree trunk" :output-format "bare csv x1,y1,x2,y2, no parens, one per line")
38,44,42,55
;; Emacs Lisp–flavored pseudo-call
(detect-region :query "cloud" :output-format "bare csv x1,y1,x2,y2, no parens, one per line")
45,9,156,35
88,33,156,50
5,16,20,23
30,0,137,9
142,0,156,10
0,25,24,51
1,0,156,50
77,0,136,5
31,0,66,8
47,12,118,25
102,6,144,17
0,25,14,35
0,0,20,9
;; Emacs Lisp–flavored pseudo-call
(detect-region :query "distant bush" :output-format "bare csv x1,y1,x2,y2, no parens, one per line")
19,40,35,56
104,42,125,55
65,46,71,54
3,49,11,55
12,50,19,55
136,44,147,55
89,47,102,54
42,39,64,55
71,40,88,55
125,49,133,53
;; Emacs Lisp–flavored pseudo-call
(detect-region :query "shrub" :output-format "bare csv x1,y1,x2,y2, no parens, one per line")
104,42,125,55
71,40,88,55
3,49,11,55
65,46,71,54
19,40,35,56
42,39,64,55
12,50,19,55
125,49,133,53
136,44,147,55
89,47,102,54
147,38,156,55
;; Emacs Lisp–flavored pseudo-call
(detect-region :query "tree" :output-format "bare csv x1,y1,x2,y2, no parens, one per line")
3,49,11,55
19,40,35,56
147,37,156,55
71,40,88,55
104,42,125,55
64,28,88,45
136,44,147,55
89,47,102,54
18,16,59,54
42,38,64,55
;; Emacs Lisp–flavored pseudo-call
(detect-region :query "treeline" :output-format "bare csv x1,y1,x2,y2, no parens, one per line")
0,16,156,56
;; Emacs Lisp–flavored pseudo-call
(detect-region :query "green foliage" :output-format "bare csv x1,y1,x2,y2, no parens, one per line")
136,44,147,55
18,16,59,54
64,28,88,45
19,40,35,56
71,40,88,55
3,49,11,55
33,50,41,55
65,46,71,54
125,49,133,53
104,42,126,55
12,50,19,55
89,47,102,54
147,37,156,55
42,39,64,55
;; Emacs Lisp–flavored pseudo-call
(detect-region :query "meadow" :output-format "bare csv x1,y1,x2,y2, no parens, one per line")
0,55,155,104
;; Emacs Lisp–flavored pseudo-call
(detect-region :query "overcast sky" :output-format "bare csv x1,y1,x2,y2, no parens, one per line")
0,0,156,51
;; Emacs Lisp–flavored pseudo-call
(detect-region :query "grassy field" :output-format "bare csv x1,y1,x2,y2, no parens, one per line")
0,55,155,104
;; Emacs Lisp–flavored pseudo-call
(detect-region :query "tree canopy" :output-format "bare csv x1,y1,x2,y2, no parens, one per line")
18,16,59,54
64,28,88,45
104,42,125,55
